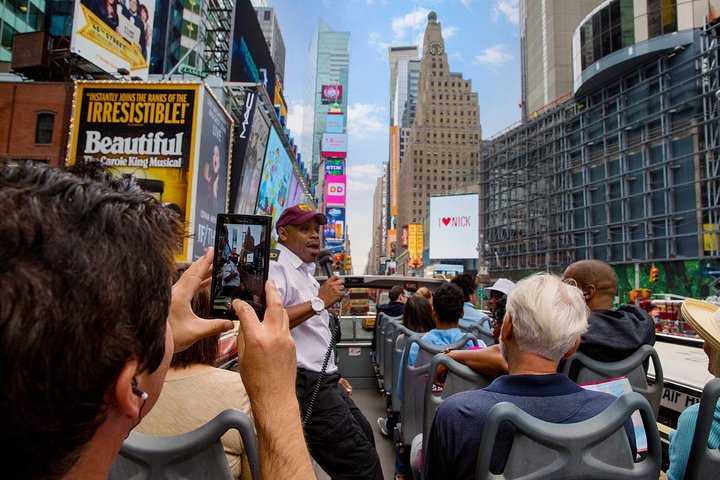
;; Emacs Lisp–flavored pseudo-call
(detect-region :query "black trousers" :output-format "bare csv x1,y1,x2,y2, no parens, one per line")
296,369,384,480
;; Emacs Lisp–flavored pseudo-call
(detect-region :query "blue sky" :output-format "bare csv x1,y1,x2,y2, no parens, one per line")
269,0,521,273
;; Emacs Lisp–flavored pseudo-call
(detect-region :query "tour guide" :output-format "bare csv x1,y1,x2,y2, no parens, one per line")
269,204,383,479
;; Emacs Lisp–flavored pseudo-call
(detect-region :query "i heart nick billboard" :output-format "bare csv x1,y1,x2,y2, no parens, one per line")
429,194,479,260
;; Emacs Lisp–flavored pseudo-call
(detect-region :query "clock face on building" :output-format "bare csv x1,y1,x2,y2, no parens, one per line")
429,41,444,55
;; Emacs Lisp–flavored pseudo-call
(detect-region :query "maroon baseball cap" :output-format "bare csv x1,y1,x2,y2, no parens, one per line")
275,203,327,232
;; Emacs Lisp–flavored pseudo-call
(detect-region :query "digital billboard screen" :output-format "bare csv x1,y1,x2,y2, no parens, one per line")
228,0,276,96
326,112,344,133
324,158,344,176
233,89,271,214
256,127,293,228
192,88,233,260
68,82,200,259
429,194,479,260
325,174,346,206
321,133,347,158
321,85,343,104
71,0,154,78
324,206,345,251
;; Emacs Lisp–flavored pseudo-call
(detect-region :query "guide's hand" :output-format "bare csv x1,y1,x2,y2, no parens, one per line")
319,275,344,307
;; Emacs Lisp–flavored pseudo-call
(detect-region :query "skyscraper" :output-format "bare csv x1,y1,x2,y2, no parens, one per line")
255,7,286,83
520,0,603,117
300,21,349,188
395,11,481,265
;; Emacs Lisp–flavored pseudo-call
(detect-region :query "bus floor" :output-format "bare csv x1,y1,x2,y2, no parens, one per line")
313,387,397,479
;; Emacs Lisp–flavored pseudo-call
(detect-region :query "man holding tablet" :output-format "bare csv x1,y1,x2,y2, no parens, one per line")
269,204,383,480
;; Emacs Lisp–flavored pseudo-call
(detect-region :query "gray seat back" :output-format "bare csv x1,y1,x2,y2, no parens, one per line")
398,333,477,446
382,317,403,391
561,344,664,418
684,378,720,480
423,353,493,454
475,392,661,480
109,408,260,480
390,324,416,410
460,321,495,346
374,312,390,375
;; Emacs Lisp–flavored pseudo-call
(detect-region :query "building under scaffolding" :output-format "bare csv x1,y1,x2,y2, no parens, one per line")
481,15,720,298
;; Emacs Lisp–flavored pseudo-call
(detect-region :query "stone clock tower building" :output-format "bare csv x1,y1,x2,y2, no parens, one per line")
395,11,481,262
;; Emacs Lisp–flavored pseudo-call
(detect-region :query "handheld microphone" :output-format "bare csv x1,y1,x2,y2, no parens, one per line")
318,249,334,278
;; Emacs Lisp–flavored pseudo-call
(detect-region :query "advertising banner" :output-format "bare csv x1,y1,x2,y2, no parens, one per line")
324,158,344,176
286,174,307,208
388,228,397,258
68,82,200,259
429,194,479,260
71,0,154,79
256,127,293,228
321,85,343,105
390,126,399,216
191,88,233,260
400,225,409,248
228,0,276,96
325,174,346,205
324,206,345,251
408,223,424,269
326,112,344,133
321,133,347,158
233,89,271,214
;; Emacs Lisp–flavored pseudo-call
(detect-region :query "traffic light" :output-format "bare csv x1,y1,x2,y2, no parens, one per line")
344,254,352,271
649,266,659,283
334,253,343,270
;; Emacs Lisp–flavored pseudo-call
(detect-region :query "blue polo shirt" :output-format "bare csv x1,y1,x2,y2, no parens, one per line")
424,373,637,479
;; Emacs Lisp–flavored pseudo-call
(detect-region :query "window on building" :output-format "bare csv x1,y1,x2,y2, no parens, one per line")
35,113,55,145
264,10,271,21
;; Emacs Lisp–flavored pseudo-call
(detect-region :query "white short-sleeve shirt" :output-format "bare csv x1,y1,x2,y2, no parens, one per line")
268,243,337,374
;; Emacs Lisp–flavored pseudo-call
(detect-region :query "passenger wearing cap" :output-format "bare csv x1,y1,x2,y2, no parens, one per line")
485,278,516,313
666,299,720,480
268,204,384,480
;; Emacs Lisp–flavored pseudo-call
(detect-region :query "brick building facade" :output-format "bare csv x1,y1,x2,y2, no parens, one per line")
0,82,73,167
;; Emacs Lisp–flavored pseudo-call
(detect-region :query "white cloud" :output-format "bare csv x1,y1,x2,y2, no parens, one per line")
367,31,391,55
391,8,431,44
492,0,519,26
443,25,458,39
347,163,381,192
474,44,512,72
285,101,305,150
346,102,387,139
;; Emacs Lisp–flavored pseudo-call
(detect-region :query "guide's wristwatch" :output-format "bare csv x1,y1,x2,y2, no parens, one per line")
311,297,326,315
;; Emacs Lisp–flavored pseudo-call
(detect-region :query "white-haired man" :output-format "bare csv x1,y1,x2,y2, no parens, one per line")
423,274,636,479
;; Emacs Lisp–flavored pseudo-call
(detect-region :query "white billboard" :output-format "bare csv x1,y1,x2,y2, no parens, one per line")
321,133,347,157
429,194,479,260
71,0,154,79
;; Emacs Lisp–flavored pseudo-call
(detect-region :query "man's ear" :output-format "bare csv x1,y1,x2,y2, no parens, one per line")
277,226,288,242
107,359,142,420
562,338,581,359
500,312,512,341
584,284,596,300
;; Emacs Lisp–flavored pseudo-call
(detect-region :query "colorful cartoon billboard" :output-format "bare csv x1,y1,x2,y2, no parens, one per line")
255,127,293,228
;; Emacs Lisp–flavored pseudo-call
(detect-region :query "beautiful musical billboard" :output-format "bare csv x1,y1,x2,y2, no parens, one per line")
68,81,201,259
71,0,154,78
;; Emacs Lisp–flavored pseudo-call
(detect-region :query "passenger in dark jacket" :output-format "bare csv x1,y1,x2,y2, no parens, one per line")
372,285,406,353
562,260,655,363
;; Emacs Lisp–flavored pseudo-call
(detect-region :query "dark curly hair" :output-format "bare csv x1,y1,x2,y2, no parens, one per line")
432,282,465,324
0,161,183,479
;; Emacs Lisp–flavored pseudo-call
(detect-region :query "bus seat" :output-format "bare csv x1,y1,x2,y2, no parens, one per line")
561,344,664,418
381,316,403,392
460,321,495,347
395,333,478,448
389,324,415,411
684,378,720,480
475,392,661,480
109,408,259,480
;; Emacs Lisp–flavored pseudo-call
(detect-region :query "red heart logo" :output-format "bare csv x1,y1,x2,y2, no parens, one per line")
442,217,451,226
